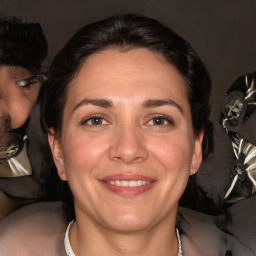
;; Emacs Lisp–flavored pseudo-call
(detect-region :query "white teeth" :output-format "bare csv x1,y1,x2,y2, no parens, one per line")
107,180,152,187
137,180,143,186
129,181,137,187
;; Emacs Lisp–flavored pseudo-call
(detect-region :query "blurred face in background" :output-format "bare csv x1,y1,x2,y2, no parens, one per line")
0,66,41,132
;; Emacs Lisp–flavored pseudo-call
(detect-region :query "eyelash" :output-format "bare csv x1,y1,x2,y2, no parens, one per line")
146,115,174,126
16,75,42,87
16,81,38,87
81,114,108,126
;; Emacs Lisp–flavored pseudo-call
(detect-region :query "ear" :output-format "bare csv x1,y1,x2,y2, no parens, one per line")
190,129,204,175
48,128,67,181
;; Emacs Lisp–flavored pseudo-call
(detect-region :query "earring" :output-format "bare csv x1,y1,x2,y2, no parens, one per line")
192,164,196,175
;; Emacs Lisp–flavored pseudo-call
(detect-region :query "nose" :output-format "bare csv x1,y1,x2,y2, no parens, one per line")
109,125,148,164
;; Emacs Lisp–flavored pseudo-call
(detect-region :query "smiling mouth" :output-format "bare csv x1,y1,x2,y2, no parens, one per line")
105,180,152,187
100,175,156,196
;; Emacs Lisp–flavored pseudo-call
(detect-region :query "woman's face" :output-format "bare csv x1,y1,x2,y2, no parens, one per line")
50,48,203,233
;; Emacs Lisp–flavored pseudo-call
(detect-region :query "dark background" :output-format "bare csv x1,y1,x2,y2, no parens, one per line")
1,0,256,201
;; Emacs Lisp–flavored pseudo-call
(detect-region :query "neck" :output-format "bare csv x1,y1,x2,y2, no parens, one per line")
69,212,179,256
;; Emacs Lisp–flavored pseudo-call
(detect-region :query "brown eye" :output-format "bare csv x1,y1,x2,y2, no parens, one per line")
152,117,167,125
148,116,173,126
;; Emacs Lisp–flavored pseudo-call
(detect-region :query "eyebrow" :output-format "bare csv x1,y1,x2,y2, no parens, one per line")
143,99,183,113
72,98,183,114
72,99,113,113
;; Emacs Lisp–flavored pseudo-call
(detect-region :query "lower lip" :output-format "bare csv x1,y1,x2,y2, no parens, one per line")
100,181,156,197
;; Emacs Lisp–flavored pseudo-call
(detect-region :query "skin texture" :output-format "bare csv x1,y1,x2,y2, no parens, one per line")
0,66,41,131
49,48,203,256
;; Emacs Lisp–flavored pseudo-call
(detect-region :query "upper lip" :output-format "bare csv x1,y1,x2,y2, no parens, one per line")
100,174,156,182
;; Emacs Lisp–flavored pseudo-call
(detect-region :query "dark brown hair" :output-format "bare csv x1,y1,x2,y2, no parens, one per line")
0,16,48,73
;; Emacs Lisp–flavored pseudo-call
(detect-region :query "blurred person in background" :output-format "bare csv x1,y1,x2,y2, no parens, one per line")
0,16,51,220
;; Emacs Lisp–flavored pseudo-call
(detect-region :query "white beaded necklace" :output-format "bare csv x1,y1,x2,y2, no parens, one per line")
64,220,183,256
64,220,76,256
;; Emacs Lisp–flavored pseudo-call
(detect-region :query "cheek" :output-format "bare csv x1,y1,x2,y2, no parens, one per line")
154,135,193,199
148,132,194,175
62,131,110,176
9,87,40,128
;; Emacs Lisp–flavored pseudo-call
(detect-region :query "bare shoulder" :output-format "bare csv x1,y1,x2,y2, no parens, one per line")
0,201,68,256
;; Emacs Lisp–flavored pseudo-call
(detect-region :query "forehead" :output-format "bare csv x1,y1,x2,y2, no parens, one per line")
67,48,187,100
0,66,33,80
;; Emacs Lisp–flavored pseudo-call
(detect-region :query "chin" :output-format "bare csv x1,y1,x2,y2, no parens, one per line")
103,210,153,233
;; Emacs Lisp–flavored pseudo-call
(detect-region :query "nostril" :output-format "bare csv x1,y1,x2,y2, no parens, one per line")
109,144,148,164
